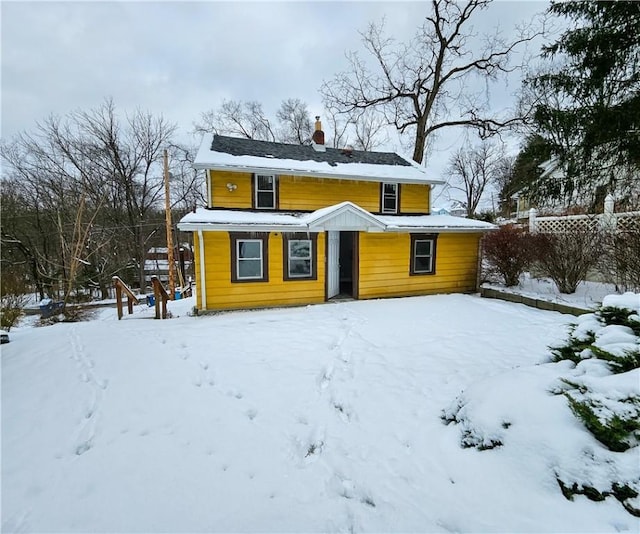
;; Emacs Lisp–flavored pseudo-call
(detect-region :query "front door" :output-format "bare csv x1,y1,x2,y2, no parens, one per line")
327,231,340,299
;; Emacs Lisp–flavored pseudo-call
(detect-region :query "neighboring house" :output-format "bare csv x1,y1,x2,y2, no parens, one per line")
432,200,467,217
177,118,494,312
520,156,638,216
144,245,193,287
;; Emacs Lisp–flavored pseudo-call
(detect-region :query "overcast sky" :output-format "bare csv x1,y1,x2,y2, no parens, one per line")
2,1,550,185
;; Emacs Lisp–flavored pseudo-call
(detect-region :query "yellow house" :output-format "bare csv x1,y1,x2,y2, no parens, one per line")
178,120,494,312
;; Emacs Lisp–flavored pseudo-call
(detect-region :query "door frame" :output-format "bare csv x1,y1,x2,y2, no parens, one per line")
326,230,340,299
325,230,359,300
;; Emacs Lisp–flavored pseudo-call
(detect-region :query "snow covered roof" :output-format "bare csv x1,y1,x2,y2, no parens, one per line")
539,156,564,179
194,134,442,185
178,202,495,233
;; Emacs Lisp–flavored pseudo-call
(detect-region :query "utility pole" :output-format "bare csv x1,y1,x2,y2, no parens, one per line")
164,148,175,300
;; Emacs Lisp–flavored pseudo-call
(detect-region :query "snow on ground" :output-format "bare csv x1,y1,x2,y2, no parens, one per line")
483,272,619,310
2,295,638,532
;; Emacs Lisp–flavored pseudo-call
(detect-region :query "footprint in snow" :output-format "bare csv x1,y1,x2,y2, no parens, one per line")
319,365,333,389
75,440,92,456
329,474,376,508
246,409,257,421
332,401,352,423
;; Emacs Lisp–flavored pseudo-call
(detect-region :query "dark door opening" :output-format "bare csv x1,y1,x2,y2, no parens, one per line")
339,231,357,297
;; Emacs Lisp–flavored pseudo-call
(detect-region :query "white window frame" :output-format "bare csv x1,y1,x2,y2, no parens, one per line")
255,174,277,209
411,235,436,275
236,239,264,280
287,239,312,278
382,183,398,214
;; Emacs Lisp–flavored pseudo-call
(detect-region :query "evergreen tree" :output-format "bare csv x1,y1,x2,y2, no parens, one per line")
527,0,640,206
498,134,553,213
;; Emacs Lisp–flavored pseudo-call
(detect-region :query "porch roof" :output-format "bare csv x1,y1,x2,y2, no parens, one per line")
178,203,495,233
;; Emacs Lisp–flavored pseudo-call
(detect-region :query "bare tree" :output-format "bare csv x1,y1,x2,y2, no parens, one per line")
71,100,176,290
276,98,313,144
1,99,181,294
350,109,389,151
195,98,387,150
446,140,505,217
195,99,276,141
167,143,205,211
321,0,544,163
323,102,351,149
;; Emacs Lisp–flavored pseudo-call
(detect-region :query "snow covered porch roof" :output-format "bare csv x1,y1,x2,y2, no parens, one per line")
194,134,444,185
178,202,496,233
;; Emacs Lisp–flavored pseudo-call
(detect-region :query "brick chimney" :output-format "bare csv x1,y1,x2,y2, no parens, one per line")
312,116,325,151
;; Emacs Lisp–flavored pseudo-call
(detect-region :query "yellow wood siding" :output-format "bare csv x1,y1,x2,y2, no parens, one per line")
209,171,430,214
400,184,430,213
278,176,380,212
210,170,253,209
197,231,326,310
358,232,481,299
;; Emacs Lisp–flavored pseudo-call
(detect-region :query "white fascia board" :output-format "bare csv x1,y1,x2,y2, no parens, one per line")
192,163,443,186
383,226,496,233
178,222,307,233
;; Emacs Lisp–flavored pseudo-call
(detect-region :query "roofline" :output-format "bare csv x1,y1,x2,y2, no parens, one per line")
384,226,495,233
178,222,494,233
178,222,307,232
193,162,444,186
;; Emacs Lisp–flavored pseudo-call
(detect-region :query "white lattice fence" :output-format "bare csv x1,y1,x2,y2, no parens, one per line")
529,195,640,234
535,214,600,234
616,212,640,233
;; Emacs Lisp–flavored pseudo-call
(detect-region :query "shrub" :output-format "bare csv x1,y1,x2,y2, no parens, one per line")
482,224,535,287
600,228,640,292
0,269,29,331
565,395,640,452
550,325,595,364
532,227,602,294
551,305,640,372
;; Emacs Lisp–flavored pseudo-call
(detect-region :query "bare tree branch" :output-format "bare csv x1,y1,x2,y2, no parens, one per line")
321,0,546,163
446,139,506,216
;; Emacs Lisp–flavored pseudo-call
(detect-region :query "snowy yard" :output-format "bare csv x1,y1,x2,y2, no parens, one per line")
482,273,619,310
2,294,638,532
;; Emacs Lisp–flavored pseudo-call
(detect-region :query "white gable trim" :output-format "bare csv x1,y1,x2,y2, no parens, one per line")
305,202,386,232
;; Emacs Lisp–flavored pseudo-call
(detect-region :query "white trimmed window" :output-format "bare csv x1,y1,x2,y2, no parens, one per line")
288,240,311,277
230,233,269,282
283,233,317,281
255,174,277,209
410,234,437,275
382,183,398,214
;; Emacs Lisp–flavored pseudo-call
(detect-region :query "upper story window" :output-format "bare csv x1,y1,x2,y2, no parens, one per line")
381,183,399,214
254,174,278,209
